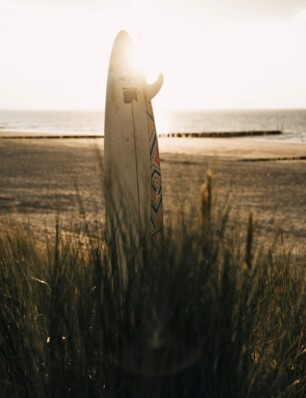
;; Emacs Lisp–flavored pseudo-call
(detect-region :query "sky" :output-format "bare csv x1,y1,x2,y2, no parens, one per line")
0,0,306,110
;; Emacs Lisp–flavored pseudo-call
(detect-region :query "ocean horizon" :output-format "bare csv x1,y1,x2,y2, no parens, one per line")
0,108,305,143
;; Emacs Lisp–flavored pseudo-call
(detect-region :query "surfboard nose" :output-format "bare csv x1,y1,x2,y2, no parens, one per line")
110,31,133,68
113,31,132,49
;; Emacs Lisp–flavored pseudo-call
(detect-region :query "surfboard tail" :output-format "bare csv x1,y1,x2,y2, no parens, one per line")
145,74,164,101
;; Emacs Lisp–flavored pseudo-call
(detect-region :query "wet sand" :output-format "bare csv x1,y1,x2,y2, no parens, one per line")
0,137,305,249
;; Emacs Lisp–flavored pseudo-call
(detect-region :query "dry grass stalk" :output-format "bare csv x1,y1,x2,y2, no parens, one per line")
245,212,254,270
201,170,213,226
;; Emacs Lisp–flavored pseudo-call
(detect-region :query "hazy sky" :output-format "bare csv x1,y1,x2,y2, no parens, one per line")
0,0,306,110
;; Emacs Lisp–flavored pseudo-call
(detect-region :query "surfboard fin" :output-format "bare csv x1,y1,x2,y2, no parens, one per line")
145,73,164,100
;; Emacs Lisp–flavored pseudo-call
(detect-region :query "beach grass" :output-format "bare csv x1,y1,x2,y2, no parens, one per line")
0,180,305,398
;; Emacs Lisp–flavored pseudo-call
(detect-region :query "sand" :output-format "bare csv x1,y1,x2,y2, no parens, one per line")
0,137,305,249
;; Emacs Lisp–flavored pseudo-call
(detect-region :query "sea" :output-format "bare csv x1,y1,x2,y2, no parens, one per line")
0,109,305,143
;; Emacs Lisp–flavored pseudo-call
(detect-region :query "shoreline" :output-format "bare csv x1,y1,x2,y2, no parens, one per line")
0,134,306,159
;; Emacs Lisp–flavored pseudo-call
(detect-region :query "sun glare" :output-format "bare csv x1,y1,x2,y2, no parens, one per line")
132,37,163,84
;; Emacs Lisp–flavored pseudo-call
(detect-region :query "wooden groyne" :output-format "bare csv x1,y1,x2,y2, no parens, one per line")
0,130,283,140
159,130,283,138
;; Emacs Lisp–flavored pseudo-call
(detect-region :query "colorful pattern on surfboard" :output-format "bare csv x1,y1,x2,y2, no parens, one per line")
146,100,163,244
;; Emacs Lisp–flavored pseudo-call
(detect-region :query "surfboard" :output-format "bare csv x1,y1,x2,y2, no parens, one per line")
104,31,163,252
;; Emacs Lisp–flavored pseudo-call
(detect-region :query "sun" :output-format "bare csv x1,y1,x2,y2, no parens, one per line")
131,35,164,85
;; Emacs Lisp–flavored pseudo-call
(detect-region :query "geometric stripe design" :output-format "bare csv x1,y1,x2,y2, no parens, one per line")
146,100,163,244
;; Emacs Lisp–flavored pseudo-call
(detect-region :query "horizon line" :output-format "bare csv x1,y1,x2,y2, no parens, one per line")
0,107,306,113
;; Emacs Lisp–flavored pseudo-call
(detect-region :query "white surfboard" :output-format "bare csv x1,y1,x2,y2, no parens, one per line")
104,31,163,261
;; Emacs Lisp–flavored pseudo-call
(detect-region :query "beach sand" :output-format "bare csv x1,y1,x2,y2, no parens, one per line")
0,137,305,249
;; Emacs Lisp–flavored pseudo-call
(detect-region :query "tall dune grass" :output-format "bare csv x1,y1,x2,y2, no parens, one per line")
0,179,305,397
